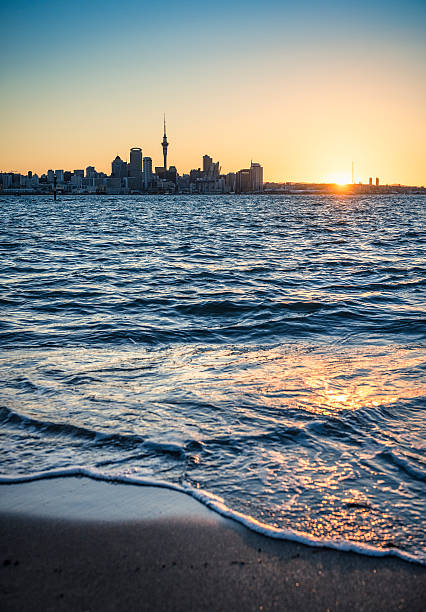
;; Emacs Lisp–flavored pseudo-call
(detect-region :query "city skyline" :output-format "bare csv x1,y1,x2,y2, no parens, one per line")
1,118,425,187
0,120,266,194
1,133,423,190
0,114,423,189
1,0,425,185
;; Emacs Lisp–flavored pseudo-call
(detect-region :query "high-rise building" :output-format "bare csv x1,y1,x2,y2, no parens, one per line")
225,172,236,192
203,155,213,175
202,155,219,179
143,157,153,189
168,166,178,184
47,169,54,183
111,156,127,178
55,169,64,183
129,147,142,177
162,115,169,171
376,177,379,186
86,166,96,178
71,173,83,188
190,168,203,182
369,177,373,186
250,162,263,191
236,168,251,193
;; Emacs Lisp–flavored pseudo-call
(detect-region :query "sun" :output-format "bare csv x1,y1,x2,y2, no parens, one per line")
325,172,352,185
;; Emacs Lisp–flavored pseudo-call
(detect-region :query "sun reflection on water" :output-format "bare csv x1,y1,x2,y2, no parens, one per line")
185,344,425,419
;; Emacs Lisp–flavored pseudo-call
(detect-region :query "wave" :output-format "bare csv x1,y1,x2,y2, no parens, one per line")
0,467,423,565
0,405,144,445
0,406,184,458
378,448,426,482
2,307,424,351
0,406,307,453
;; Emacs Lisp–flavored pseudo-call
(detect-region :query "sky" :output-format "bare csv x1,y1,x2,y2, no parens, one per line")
1,0,425,184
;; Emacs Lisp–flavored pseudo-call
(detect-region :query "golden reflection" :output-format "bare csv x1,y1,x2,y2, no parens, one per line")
10,344,425,425
184,345,426,418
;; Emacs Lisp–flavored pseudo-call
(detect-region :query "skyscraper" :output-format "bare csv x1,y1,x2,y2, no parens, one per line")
202,154,219,179
162,115,169,172
203,155,213,175
236,169,251,193
129,147,142,177
111,155,127,178
143,157,153,189
250,162,263,191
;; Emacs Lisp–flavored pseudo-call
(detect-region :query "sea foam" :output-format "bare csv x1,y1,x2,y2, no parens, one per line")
0,467,424,566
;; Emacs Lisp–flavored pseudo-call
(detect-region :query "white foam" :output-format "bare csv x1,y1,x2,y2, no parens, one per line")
0,466,424,566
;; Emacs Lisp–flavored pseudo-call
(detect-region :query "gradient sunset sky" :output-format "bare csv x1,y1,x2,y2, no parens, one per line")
1,0,425,184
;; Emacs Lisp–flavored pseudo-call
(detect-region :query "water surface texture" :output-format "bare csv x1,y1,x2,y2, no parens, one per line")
1,194,425,561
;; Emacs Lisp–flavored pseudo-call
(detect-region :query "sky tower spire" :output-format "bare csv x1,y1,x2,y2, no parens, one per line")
162,114,169,172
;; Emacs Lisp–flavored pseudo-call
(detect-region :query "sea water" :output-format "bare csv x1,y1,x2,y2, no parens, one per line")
0,194,425,563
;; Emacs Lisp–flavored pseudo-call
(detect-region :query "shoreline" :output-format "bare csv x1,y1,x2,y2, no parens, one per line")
1,468,423,566
1,189,425,197
1,477,425,611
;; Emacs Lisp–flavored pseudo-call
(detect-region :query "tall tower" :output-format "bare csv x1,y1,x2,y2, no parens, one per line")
129,147,142,177
162,114,169,172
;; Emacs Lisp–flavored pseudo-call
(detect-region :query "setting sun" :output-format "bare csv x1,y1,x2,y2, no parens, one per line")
324,172,352,185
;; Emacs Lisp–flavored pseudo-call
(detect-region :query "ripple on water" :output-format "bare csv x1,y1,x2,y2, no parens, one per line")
0,194,425,562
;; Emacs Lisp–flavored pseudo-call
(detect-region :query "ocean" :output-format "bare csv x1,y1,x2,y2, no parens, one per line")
0,193,425,563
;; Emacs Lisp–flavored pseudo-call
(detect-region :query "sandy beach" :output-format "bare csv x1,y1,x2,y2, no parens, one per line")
0,477,425,611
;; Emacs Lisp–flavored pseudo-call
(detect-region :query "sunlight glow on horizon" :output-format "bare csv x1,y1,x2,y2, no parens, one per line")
323,172,353,186
0,0,425,185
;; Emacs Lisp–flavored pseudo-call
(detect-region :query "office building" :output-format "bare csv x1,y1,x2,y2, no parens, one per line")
111,156,127,179
250,162,263,191
0,173,12,188
143,157,153,189
225,172,236,192
376,177,379,186
202,154,219,179
190,168,203,182
71,173,83,188
203,155,213,175
236,168,251,193
369,177,373,186
129,147,142,177
168,166,178,184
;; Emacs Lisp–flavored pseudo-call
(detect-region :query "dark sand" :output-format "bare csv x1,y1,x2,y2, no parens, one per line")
0,477,425,611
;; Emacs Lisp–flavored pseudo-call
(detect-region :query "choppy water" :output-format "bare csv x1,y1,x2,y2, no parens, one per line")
1,194,425,562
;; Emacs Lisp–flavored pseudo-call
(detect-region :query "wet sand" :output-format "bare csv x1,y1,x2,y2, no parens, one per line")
0,477,425,611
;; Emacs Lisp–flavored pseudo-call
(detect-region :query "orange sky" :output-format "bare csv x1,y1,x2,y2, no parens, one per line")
1,1,425,185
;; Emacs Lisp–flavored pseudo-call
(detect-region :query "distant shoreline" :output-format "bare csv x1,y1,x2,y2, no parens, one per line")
1,189,425,197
